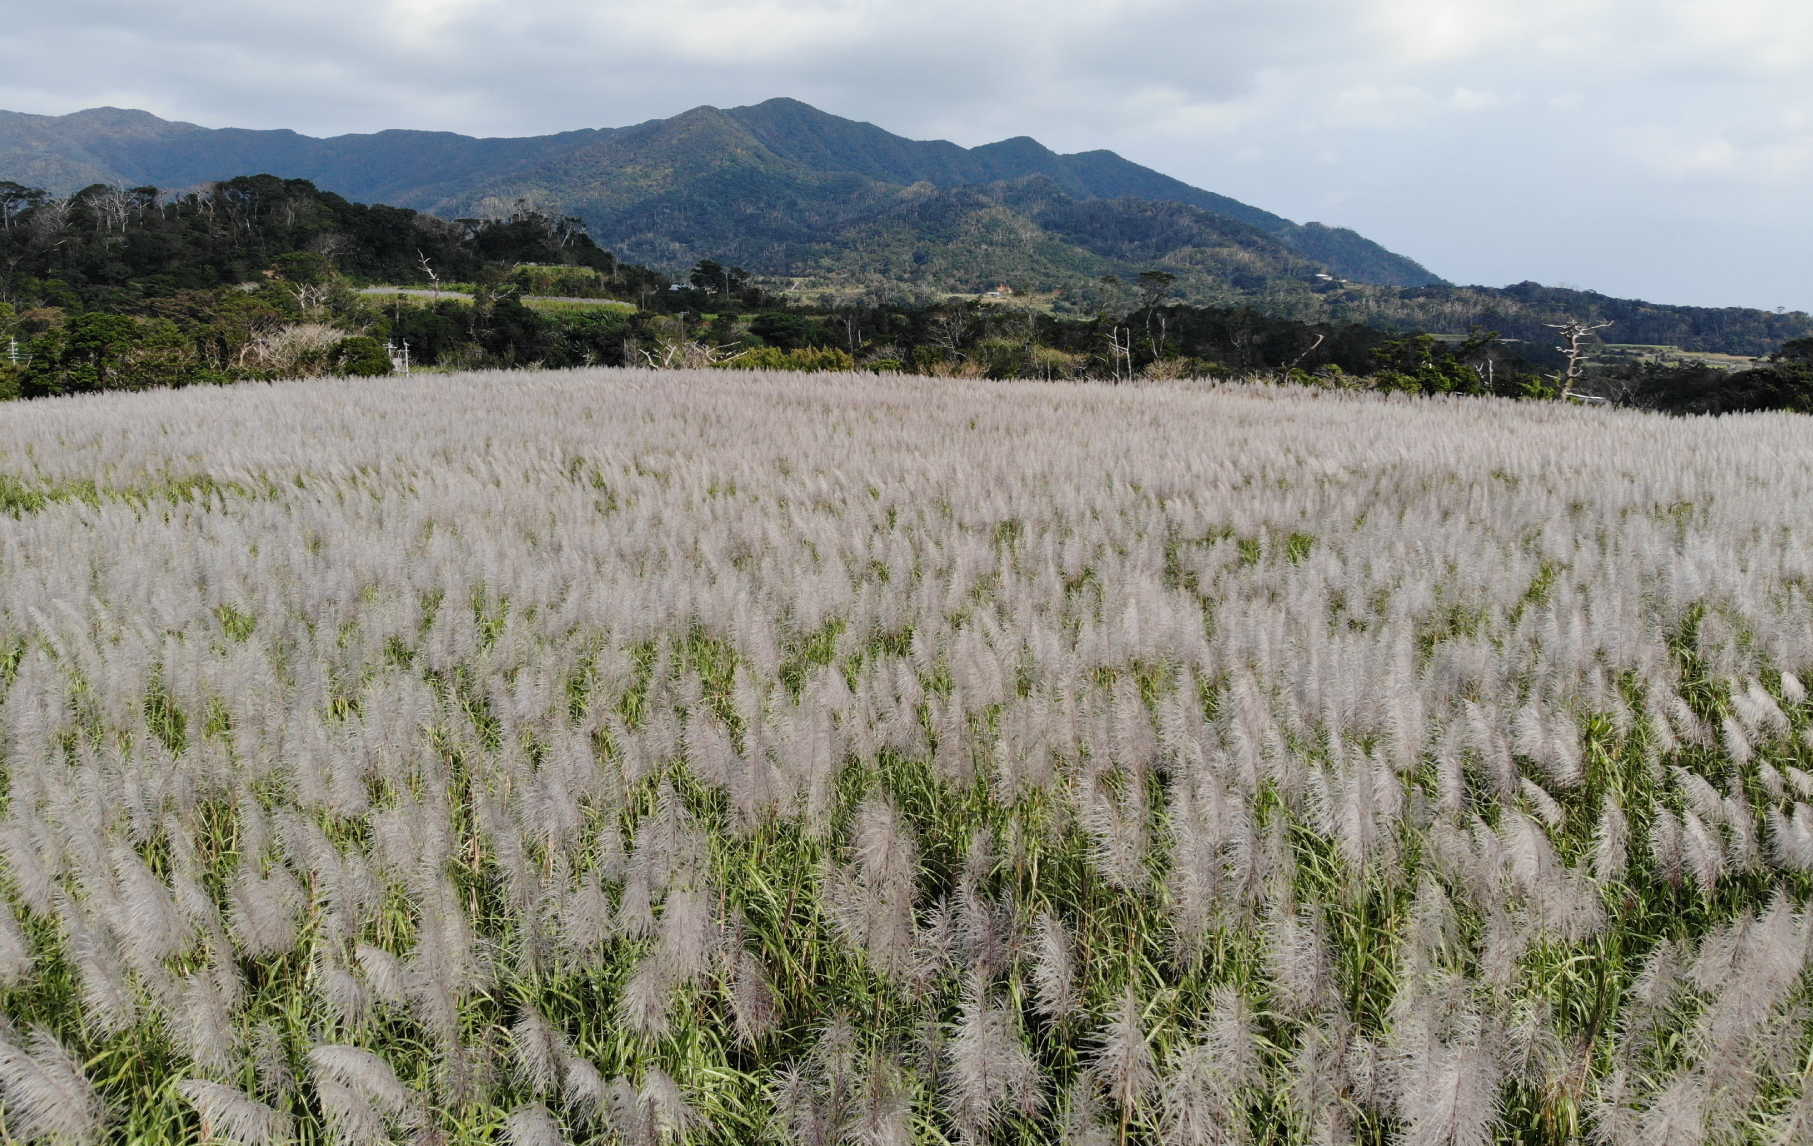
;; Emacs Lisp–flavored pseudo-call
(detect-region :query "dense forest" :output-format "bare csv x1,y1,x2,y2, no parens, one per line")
0,175,1806,412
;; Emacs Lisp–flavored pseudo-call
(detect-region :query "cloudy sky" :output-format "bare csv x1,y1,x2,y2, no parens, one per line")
4,0,1808,311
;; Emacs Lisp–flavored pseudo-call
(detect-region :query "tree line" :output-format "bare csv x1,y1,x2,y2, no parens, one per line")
0,174,1805,413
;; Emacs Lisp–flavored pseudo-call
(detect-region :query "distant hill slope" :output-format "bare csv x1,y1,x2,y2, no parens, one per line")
0,100,1444,290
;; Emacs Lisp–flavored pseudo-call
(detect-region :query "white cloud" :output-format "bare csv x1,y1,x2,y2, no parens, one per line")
0,0,1808,309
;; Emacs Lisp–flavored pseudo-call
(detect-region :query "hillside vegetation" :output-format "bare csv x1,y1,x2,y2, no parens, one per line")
2,173,1808,407
1,372,1813,1145
0,101,1443,292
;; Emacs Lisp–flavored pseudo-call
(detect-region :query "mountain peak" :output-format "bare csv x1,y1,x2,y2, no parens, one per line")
0,97,1447,289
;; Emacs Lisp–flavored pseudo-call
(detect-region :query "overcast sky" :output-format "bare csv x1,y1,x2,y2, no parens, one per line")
4,0,1808,311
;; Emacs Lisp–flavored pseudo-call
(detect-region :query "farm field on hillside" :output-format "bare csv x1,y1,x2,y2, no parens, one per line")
1,371,1812,1146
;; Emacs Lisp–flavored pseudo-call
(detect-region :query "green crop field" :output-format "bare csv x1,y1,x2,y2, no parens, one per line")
0,369,1808,1146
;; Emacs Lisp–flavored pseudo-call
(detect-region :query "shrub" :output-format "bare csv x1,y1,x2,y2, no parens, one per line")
335,336,395,377
720,345,855,373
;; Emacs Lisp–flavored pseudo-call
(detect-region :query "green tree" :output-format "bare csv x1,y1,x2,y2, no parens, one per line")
25,312,141,395
334,337,394,377
1136,270,1177,311
1369,333,1483,396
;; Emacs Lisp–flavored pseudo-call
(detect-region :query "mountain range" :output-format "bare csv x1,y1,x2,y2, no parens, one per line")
0,99,1443,297
3,99,1810,356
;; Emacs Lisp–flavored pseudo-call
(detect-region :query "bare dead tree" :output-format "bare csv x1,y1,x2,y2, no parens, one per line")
640,337,744,369
1546,318,1613,399
929,310,971,364
294,283,329,319
90,185,136,236
1276,333,1326,384
1105,327,1133,383
418,251,441,301
31,197,73,250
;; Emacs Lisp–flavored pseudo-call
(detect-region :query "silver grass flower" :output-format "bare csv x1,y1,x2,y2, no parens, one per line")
1674,769,1725,826
113,845,183,961
1288,1020,1351,1146
619,956,675,1040
1723,790,1760,871
1720,717,1753,765
1695,898,1803,1054
615,867,657,941
1638,1076,1705,1146
561,1053,609,1123
1082,765,1150,892
318,964,369,1030
814,1015,861,1111
314,1076,388,1146
1681,810,1724,891
1645,696,1682,757
0,1027,103,1146
1478,908,1527,990
728,946,780,1046
1031,912,1079,1019
511,1004,569,1096
956,886,1014,978
1759,762,1787,803
1405,875,1457,974
1688,918,1747,995
1060,1078,1116,1146
1770,804,1813,871
355,944,408,1007
945,978,1044,1142
1502,1000,1563,1092
181,970,241,1076
852,795,919,891
1592,797,1629,884
1396,1031,1501,1146
0,898,34,987
504,1103,567,1146
0,818,56,916
62,903,136,1037
1652,809,1685,887
844,1053,913,1146
1268,902,1334,1015
1164,779,1222,957
307,1045,414,1122
1590,1068,1642,1146
771,1064,834,1146
1629,938,1681,1019
1784,673,1808,705
1663,697,1709,749
1089,987,1156,1114
1519,778,1564,829
640,1067,695,1140
228,867,301,958
1772,1072,1813,1146
250,1022,295,1102
176,1079,291,1146
656,885,715,982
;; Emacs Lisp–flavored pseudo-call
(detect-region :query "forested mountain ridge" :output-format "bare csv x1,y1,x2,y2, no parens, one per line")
0,106,616,217
0,99,1444,290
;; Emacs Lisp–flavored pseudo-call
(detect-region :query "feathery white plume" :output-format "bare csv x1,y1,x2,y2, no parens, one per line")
307,1045,413,1122
504,1103,567,1146
1088,987,1156,1113
177,1079,291,1146
1031,912,1079,1019
0,1027,103,1146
